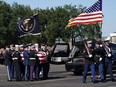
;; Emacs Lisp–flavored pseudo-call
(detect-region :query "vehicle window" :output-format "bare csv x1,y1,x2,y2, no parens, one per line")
74,50,84,58
69,46,78,58
53,44,69,57
112,49,116,55
74,51,79,58
71,45,84,58
54,45,68,53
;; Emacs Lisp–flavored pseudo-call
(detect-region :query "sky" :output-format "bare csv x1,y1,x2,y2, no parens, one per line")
3,0,116,37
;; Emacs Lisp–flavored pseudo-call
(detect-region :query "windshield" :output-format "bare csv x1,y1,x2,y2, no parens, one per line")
112,48,116,56
69,44,84,58
54,45,68,53
53,44,69,57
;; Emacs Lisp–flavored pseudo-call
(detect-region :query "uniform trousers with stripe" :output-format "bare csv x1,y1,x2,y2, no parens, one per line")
13,60,21,81
83,64,96,82
29,65,35,80
39,62,50,80
6,65,12,81
35,65,39,80
104,62,114,80
97,63,104,80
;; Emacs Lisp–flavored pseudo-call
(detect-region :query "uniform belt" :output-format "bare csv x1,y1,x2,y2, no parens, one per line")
39,58,47,60
12,57,18,60
30,58,36,60
95,55,101,57
21,58,24,60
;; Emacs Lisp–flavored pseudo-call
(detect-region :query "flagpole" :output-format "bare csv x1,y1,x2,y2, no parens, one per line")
76,25,92,57
99,0,103,38
66,0,102,56
100,23,102,40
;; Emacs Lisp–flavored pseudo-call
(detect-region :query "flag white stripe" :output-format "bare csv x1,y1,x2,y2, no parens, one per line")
79,11,102,16
66,0,102,27
69,18,102,24
74,15,102,20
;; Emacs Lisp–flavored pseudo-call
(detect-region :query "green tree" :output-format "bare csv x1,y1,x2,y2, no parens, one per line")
11,2,34,44
0,1,101,47
0,1,13,47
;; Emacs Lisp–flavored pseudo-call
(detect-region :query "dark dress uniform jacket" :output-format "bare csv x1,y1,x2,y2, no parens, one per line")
28,50,37,65
4,50,12,65
23,50,29,65
12,51,21,63
105,46,112,62
12,51,21,81
83,48,94,64
94,47,105,63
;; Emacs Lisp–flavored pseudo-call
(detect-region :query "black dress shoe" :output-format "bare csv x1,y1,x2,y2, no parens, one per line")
35,79,40,81
111,79,115,82
101,79,106,82
93,80,98,83
30,80,34,81
8,80,12,82
83,81,86,83
16,80,22,81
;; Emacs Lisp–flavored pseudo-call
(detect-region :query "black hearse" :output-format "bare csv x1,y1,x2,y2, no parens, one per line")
65,42,116,75
51,43,70,64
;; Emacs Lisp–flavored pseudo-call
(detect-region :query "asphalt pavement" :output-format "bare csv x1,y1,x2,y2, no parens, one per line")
0,64,116,87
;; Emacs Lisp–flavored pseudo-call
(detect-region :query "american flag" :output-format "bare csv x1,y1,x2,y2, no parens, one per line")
66,0,102,28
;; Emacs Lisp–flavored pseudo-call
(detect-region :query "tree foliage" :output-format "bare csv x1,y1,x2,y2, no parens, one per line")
0,1,101,47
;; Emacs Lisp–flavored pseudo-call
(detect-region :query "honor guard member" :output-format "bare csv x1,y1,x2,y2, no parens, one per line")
19,45,25,80
33,44,40,81
38,45,50,80
0,48,5,64
44,45,50,80
82,41,97,83
4,46,13,81
19,45,24,61
104,41,115,81
28,45,37,81
12,46,21,81
10,45,15,79
23,46,29,81
94,41,105,82
34,45,40,81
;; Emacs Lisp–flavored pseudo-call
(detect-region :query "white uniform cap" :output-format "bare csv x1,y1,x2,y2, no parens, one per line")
87,41,92,44
34,43,38,46
15,45,19,47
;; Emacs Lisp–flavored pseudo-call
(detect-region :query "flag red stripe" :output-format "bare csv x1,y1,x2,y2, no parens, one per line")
72,16,102,21
66,0,102,28
68,20,102,27
78,12,102,17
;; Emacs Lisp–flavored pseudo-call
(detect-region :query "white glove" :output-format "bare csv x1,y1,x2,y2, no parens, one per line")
89,54,92,58
100,45,103,47
99,57,102,61
108,54,111,57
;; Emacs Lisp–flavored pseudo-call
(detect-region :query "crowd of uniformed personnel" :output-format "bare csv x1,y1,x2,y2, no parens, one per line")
83,40,115,83
1,40,116,83
3,44,52,81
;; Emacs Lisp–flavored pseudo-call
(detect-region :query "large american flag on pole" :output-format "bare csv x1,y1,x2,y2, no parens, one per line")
66,0,102,28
